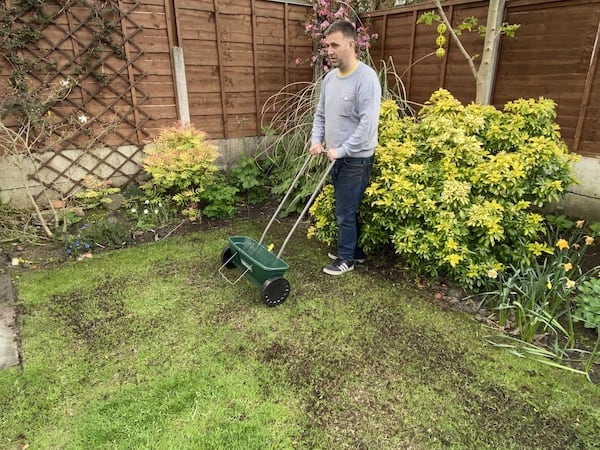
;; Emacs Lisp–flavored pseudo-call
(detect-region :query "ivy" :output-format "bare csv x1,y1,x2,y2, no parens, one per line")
1,0,125,125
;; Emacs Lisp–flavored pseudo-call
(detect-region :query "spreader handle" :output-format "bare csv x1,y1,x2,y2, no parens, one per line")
258,152,315,246
276,158,336,259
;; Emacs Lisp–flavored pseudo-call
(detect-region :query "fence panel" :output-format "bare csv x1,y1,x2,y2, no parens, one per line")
367,0,600,157
173,0,313,139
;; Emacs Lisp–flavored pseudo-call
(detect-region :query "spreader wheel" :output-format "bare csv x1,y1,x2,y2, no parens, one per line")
220,246,236,269
260,276,291,307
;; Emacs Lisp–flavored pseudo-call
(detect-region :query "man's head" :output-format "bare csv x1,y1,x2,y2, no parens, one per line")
324,20,357,72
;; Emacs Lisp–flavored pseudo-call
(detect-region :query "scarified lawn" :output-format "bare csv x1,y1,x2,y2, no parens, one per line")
1,217,599,449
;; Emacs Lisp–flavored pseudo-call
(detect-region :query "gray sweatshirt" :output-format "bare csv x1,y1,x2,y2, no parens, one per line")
311,62,381,158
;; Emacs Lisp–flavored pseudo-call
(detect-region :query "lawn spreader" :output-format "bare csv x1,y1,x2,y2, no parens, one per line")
219,153,335,306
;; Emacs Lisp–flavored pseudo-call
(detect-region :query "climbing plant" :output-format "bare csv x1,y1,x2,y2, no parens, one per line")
0,0,146,235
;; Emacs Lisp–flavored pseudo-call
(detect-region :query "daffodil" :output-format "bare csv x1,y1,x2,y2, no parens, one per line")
576,220,585,229
546,281,552,289
585,235,595,246
565,278,576,289
556,239,569,250
564,263,573,271
487,269,498,279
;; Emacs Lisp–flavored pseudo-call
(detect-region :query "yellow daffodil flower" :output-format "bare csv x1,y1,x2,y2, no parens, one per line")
585,236,595,246
564,263,573,271
565,279,576,289
556,239,569,250
576,220,585,228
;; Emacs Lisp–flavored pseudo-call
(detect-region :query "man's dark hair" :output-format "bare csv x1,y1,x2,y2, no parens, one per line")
324,20,357,40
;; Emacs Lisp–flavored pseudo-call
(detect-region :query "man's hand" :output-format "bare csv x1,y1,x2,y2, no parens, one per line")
326,148,339,161
309,143,324,155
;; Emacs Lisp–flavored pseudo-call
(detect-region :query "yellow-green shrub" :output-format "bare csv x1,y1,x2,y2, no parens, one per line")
308,89,579,288
141,123,231,218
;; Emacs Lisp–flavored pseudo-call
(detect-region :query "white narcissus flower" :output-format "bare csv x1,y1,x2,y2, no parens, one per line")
60,79,70,88
487,269,498,279
78,113,88,124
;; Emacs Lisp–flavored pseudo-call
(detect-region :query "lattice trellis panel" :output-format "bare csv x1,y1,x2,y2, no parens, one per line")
2,0,151,202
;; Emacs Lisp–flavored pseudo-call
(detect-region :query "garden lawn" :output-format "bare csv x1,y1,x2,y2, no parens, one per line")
1,218,599,449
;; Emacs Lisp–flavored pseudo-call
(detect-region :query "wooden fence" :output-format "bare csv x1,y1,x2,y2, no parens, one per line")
0,0,314,203
1,0,599,206
367,0,600,157
171,0,314,138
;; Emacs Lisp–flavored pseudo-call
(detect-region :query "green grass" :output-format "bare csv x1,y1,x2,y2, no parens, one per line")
1,218,599,449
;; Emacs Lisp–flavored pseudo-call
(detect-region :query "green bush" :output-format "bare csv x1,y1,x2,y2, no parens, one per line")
123,196,174,232
64,221,132,258
199,173,238,219
228,155,269,206
574,277,600,330
141,123,238,220
309,89,579,288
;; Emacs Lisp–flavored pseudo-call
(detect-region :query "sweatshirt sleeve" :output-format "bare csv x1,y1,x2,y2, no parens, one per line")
311,79,326,146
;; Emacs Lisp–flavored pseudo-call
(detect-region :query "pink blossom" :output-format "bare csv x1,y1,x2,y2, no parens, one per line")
301,0,380,72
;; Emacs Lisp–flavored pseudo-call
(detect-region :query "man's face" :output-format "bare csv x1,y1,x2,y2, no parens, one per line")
324,31,355,70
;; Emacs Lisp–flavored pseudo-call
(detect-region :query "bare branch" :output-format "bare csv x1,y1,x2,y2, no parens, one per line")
432,0,480,83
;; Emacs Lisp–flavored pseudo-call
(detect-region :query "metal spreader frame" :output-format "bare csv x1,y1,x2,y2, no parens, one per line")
219,153,335,306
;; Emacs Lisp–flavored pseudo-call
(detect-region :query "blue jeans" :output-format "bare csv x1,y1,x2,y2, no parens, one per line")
331,156,373,261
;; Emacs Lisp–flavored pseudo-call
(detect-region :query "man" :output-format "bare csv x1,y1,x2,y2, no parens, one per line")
310,20,381,276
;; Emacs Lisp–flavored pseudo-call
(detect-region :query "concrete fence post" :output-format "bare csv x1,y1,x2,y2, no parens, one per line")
171,46,191,126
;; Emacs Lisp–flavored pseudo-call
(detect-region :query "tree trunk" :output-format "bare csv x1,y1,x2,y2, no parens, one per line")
476,0,506,105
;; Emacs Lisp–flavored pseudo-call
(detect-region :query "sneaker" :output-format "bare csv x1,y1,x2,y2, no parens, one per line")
328,252,366,264
323,258,354,276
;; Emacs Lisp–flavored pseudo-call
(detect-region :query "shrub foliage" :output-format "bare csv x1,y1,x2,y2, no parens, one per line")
309,89,579,288
141,123,240,220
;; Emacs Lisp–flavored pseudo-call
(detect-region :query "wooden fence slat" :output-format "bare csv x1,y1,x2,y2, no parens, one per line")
252,0,261,135
213,0,228,138
573,15,600,152
119,0,144,145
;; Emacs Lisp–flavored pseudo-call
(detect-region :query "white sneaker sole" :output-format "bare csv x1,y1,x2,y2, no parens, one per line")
327,252,365,264
323,264,354,276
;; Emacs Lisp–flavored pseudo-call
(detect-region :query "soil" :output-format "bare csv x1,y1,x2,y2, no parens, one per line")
1,200,599,383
